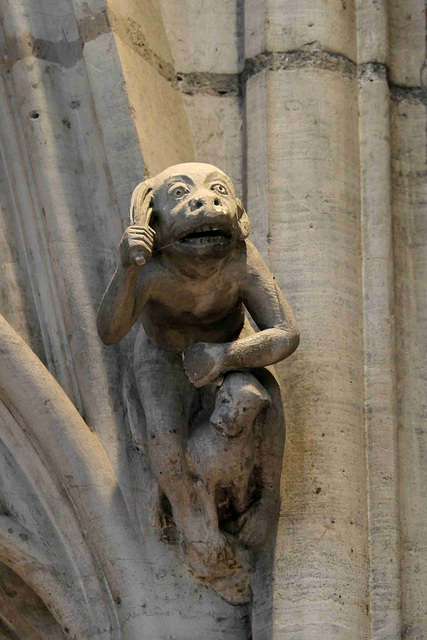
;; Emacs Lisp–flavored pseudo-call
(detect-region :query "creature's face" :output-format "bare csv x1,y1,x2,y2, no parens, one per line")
148,163,250,260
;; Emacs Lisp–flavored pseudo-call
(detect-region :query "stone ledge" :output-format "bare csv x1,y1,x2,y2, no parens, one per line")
243,45,357,83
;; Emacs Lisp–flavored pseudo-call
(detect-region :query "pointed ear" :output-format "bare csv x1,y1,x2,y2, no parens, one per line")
129,180,154,226
236,198,251,240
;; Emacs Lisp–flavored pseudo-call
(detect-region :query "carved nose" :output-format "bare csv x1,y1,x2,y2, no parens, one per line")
190,193,222,211
190,196,206,210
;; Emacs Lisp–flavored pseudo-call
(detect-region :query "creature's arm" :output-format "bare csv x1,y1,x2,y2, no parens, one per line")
230,240,299,366
97,226,155,345
183,241,299,386
98,183,156,345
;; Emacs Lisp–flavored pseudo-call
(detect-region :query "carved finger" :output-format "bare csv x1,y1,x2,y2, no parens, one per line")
126,234,155,247
130,183,154,227
128,226,156,238
129,237,154,250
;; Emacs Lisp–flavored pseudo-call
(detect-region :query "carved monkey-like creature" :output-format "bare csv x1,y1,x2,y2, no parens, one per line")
97,163,299,603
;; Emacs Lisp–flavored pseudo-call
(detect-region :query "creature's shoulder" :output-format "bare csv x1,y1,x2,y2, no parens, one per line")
234,239,267,274
221,240,261,290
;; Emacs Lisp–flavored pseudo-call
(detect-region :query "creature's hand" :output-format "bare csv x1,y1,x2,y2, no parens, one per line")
182,342,227,387
119,225,156,267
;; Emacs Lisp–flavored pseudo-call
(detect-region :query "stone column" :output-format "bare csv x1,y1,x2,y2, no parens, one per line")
158,0,244,194
244,1,369,638
389,2,427,637
357,2,401,637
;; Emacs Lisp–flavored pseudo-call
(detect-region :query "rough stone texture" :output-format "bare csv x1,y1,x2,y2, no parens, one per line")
267,69,368,640
392,96,427,640
0,0,426,637
389,0,425,86
159,0,244,194
356,0,388,64
0,1,249,638
262,0,357,61
359,64,401,640
158,0,242,74
97,163,299,604
107,0,194,175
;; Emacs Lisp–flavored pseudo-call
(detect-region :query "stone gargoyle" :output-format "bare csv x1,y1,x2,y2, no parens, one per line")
97,163,299,604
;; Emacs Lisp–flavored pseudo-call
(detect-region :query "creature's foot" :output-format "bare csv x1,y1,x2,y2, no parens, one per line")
186,529,233,567
211,372,271,437
186,533,252,604
194,566,252,605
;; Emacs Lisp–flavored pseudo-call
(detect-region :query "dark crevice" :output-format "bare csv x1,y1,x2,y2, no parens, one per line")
389,82,427,105
177,72,240,96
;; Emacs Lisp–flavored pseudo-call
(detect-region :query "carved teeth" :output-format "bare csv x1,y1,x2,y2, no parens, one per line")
180,225,231,245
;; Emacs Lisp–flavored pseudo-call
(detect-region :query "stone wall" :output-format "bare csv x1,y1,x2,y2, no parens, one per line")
0,0,425,638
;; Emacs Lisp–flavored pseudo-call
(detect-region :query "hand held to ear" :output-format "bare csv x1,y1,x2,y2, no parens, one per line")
120,186,156,267
119,225,156,267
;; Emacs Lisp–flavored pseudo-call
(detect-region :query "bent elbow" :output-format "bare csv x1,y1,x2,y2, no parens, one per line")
288,327,300,355
100,333,117,346
96,316,118,346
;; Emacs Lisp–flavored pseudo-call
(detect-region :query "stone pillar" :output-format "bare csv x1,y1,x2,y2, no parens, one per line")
389,3,427,637
158,0,244,194
357,2,401,637
244,2,369,638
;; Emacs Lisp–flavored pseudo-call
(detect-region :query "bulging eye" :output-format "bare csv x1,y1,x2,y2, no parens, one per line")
169,184,189,199
211,183,227,195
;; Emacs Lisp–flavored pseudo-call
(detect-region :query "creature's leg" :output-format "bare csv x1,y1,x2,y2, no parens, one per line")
235,367,285,551
135,328,234,557
134,330,252,602
232,475,252,514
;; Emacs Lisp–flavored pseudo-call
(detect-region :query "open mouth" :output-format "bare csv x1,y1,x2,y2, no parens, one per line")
179,224,232,246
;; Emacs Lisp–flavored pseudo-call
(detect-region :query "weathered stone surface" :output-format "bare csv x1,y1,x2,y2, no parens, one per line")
159,0,242,74
265,68,367,640
392,96,427,640
356,0,388,64
0,0,426,637
262,0,357,61
389,0,425,86
359,65,400,640
97,162,299,603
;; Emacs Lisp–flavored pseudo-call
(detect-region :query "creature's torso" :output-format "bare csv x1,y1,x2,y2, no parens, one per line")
138,253,245,353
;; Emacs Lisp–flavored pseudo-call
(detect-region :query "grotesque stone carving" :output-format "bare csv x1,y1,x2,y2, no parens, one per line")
97,163,299,604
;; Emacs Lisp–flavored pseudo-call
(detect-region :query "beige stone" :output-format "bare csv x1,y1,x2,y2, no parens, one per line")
182,94,244,196
264,0,357,60
265,69,368,640
356,0,388,64
0,0,426,637
159,0,242,73
392,97,427,640
389,0,425,86
359,67,400,640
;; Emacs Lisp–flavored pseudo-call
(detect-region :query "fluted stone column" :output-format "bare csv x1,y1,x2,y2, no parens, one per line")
389,3,427,637
357,2,400,638
243,2,370,639
158,0,244,194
